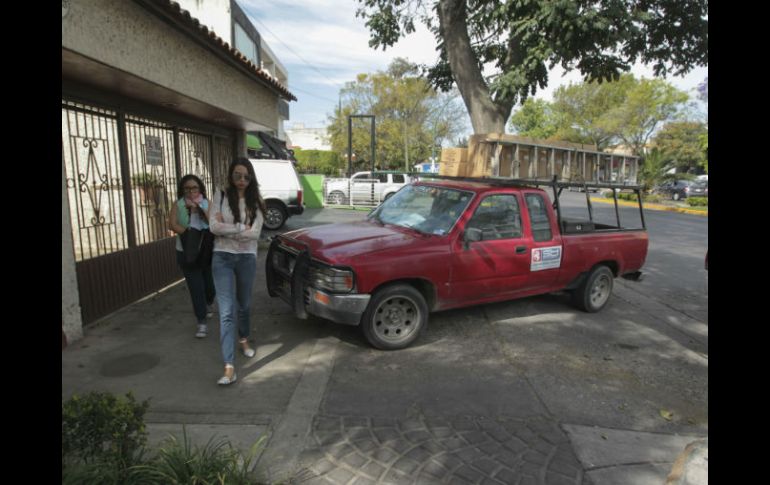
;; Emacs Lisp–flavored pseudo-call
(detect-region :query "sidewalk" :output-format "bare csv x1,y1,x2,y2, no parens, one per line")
590,196,708,217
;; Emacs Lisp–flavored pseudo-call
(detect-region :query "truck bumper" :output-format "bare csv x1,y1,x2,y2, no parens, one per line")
266,239,368,326
305,289,370,326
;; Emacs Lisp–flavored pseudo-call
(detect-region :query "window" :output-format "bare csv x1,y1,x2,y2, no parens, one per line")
392,174,405,183
467,195,522,241
525,194,552,242
234,22,257,65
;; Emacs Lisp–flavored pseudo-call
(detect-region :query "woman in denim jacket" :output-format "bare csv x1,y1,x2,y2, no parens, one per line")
209,159,266,385
168,174,216,338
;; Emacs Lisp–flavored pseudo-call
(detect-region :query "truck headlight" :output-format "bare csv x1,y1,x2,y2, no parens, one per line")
309,266,354,293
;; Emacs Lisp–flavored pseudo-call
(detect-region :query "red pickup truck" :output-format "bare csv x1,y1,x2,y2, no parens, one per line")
266,178,648,349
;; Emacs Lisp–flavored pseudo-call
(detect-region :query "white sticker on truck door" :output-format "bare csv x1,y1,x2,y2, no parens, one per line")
531,246,562,271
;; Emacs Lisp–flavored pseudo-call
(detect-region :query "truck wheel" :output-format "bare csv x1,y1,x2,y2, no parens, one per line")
361,284,428,350
328,191,347,205
572,265,614,313
264,201,287,230
672,192,681,201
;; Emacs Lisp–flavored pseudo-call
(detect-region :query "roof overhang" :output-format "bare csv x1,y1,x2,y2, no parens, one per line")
62,48,274,133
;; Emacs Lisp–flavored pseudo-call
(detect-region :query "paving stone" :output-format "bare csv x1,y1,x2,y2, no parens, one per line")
360,461,386,480
461,430,489,445
387,439,413,454
452,417,478,431
546,471,578,485
315,431,344,446
372,447,399,464
432,453,464,472
503,437,529,454
456,447,484,463
440,437,467,451
404,430,432,443
382,468,412,485
454,464,484,483
428,427,455,439
495,450,521,469
472,457,500,475
493,467,518,484
327,443,355,460
404,445,432,463
351,439,378,454
420,441,445,455
350,477,377,485
344,427,373,441
393,456,421,475
325,467,355,485
519,475,538,485
371,417,397,428
373,428,400,443
341,452,368,469
310,458,337,476
479,441,503,455
423,460,450,479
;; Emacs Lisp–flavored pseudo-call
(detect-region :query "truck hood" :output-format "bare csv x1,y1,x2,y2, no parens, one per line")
281,220,426,264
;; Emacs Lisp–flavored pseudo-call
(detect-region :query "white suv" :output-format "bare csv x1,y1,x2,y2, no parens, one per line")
250,158,304,230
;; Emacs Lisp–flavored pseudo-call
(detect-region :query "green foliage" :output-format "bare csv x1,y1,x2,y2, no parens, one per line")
653,121,708,173
638,148,674,192
356,0,708,133
509,99,558,139
687,197,708,207
62,391,150,471
131,172,162,187
327,58,467,171
134,429,264,485
62,391,267,484
293,148,343,175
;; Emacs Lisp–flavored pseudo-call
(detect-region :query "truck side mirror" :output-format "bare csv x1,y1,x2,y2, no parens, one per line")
463,227,482,249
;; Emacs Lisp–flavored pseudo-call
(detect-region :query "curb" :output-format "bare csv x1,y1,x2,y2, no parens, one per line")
589,197,708,217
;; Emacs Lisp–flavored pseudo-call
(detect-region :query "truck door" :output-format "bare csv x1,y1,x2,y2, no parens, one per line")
521,191,562,290
351,172,384,205
450,193,532,302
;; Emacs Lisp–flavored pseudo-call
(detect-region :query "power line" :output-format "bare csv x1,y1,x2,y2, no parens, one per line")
250,15,342,88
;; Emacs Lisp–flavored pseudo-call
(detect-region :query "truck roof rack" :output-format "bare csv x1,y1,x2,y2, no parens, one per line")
415,173,642,191
412,173,647,231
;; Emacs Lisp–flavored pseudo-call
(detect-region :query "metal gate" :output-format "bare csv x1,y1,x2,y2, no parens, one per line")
62,99,233,324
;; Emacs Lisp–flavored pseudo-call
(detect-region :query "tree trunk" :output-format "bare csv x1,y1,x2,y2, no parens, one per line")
437,0,511,134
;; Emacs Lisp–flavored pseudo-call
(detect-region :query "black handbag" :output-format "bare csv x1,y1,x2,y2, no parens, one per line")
181,228,204,265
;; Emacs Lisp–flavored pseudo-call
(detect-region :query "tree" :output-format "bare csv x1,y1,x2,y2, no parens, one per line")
327,59,467,171
653,121,708,173
293,149,343,175
356,0,708,134
637,147,673,192
508,98,558,140
603,77,689,156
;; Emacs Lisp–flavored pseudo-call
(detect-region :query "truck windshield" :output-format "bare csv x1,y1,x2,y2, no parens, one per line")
369,185,473,235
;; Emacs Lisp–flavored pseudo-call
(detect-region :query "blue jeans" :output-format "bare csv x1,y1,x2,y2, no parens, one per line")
212,251,257,365
176,251,215,324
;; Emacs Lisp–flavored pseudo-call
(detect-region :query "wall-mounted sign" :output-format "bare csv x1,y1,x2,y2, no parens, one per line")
145,136,163,166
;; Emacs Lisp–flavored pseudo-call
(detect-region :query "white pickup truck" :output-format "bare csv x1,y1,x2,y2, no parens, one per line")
324,171,412,205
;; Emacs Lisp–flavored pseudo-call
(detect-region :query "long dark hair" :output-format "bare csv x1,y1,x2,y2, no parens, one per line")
176,174,207,199
225,158,267,225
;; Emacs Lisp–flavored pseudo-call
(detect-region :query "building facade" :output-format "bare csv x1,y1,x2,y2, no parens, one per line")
62,0,295,343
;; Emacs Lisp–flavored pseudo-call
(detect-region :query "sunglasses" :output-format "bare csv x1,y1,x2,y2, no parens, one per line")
232,173,251,182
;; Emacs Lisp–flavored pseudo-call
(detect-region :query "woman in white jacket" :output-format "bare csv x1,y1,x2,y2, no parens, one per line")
208,158,266,385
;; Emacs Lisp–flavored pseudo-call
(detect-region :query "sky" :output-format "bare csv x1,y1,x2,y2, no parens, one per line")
238,0,708,133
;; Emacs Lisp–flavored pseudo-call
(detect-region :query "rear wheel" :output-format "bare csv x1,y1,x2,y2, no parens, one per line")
672,192,681,201
572,265,614,312
263,201,287,230
328,191,347,205
361,284,428,350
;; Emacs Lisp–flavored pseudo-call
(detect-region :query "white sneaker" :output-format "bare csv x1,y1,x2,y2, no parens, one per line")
206,305,214,318
195,324,208,338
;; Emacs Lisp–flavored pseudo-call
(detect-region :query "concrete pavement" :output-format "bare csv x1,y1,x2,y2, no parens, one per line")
62,208,707,484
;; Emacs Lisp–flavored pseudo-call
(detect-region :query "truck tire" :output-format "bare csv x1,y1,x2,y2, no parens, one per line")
328,191,347,205
361,284,428,350
672,192,681,201
264,201,287,230
572,265,614,313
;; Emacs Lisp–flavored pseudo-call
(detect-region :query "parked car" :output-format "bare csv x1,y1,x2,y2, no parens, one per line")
250,158,304,230
654,180,695,201
267,178,648,350
325,171,412,205
689,181,708,198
